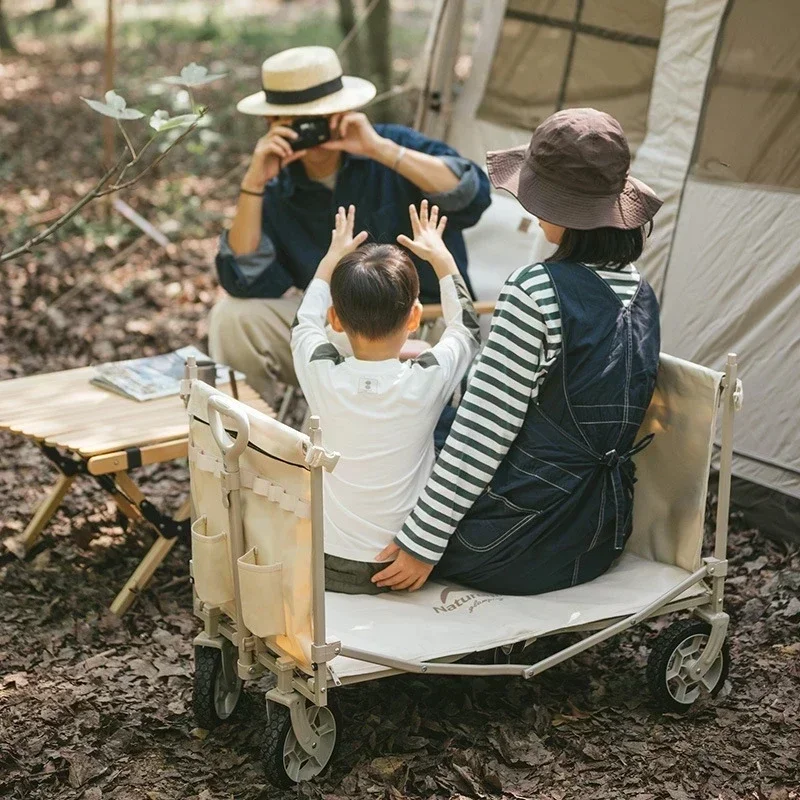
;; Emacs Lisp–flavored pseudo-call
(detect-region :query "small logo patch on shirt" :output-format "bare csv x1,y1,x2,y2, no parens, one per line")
358,376,380,394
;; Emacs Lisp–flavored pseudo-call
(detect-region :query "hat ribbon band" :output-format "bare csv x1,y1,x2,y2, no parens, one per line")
263,75,343,106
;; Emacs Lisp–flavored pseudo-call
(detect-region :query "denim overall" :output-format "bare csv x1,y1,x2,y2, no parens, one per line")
434,261,660,595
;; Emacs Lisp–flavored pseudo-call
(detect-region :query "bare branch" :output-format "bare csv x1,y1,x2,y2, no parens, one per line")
0,151,127,263
0,103,205,262
116,119,138,160
97,116,202,196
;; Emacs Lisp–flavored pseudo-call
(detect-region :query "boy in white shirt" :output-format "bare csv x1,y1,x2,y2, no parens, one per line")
291,201,480,594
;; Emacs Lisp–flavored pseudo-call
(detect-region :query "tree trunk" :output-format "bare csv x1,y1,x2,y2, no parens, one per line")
366,0,393,121
336,0,364,82
0,0,16,53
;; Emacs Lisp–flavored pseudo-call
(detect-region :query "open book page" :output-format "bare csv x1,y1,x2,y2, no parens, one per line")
90,346,242,402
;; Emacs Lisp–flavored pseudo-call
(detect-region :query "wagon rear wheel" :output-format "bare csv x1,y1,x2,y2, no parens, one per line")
647,619,730,713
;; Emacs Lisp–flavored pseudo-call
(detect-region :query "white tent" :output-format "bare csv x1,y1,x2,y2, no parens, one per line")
413,0,800,541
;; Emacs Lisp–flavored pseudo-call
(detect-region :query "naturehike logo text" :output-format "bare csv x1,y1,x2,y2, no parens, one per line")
434,586,502,614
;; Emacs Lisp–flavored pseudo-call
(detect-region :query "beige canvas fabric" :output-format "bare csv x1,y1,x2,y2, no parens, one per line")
188,380,315,666
628,353,723,573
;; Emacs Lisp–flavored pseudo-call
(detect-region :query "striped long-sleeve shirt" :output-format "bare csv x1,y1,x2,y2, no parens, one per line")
396,261,642,564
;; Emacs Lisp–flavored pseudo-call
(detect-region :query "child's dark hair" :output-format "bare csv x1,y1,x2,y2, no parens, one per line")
548,224,651,270
330,244,419,339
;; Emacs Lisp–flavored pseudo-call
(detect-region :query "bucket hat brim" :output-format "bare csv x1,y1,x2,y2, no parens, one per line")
237,75,377,117
486,144,662,231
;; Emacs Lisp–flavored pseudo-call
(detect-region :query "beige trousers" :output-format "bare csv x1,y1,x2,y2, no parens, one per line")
208,295,354,398
208,295,302,398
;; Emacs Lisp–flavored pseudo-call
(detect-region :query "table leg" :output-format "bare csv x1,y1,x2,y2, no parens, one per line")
110,533,178,616
4,474,76,557
109,487,192,616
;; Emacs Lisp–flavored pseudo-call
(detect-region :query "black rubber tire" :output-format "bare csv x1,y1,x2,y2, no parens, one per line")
261,695,342,788
647,619,730,713
192,646,242,730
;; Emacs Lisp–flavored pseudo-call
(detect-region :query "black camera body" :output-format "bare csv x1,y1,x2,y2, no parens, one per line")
290,117,331,151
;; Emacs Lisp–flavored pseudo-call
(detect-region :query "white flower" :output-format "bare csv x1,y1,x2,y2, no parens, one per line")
149,109,199,132
81,90,145,120
161,63,226,88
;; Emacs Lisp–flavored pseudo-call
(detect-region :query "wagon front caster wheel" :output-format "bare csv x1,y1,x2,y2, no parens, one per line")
193,644,243,729
647,619,730,713
262,696,341,788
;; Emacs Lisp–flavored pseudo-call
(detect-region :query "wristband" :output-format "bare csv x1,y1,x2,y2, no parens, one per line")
391,146,407,171
240,186,265,197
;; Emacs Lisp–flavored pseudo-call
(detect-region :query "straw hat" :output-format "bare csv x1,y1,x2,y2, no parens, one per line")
236,46,377,117
486,108,662,230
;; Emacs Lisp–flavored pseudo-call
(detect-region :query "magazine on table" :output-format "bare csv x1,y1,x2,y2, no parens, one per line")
90,346,242,402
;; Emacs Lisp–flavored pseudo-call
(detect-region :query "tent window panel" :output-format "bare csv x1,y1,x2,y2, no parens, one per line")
694,0,800,190
507,0,577,22
563,34,660,148
477,19,571,131
477,0,664,143
581,0,665,40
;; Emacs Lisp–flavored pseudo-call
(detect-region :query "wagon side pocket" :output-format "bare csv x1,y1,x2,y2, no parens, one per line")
237,547,286,638
191,515,234,606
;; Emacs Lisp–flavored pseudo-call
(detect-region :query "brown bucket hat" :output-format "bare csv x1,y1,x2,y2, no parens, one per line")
486,108,662,231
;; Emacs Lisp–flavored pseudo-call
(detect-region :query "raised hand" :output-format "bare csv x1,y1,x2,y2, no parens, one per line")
316,204,368,282
396,200,457,278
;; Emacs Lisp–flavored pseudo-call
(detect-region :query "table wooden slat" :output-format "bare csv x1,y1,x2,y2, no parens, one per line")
0,366,271,456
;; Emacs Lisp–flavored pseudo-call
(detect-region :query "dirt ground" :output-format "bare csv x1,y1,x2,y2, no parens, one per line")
1,4,799,799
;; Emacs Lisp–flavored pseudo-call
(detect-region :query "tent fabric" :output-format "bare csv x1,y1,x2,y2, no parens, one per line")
631,0,728,299
661,178,800,502
693,0,800,190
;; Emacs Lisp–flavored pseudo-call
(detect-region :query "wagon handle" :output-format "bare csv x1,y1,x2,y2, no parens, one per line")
207,395,250,463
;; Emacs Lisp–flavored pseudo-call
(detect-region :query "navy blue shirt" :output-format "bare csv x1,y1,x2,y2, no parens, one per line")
215,124,491,304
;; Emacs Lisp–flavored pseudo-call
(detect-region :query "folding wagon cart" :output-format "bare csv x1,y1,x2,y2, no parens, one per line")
183,352,741,787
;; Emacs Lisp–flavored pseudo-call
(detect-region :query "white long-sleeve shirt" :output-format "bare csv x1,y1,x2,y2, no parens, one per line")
291,276,479,561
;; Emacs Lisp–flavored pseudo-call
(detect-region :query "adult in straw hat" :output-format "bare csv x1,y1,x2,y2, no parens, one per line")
209,46,490,397
373,108,664,595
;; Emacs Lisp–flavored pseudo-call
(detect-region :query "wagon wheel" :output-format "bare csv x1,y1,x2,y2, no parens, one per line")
192,644,244,729
262,695,342,788
647,619,730,713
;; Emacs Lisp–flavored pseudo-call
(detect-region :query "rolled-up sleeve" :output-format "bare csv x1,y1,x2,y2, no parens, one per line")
215,231,294,299
377,124,491,230
426,155,482,214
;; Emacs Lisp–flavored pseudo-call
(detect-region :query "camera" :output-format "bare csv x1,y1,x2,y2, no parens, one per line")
290,117,331,151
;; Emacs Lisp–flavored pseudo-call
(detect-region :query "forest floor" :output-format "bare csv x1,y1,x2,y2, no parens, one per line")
1,3,799,799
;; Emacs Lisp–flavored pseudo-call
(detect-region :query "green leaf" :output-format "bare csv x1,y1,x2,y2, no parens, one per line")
161,62,226,88
81,90,145,120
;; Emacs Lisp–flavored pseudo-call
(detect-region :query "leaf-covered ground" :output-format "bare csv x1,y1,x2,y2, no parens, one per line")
1,5,799,799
